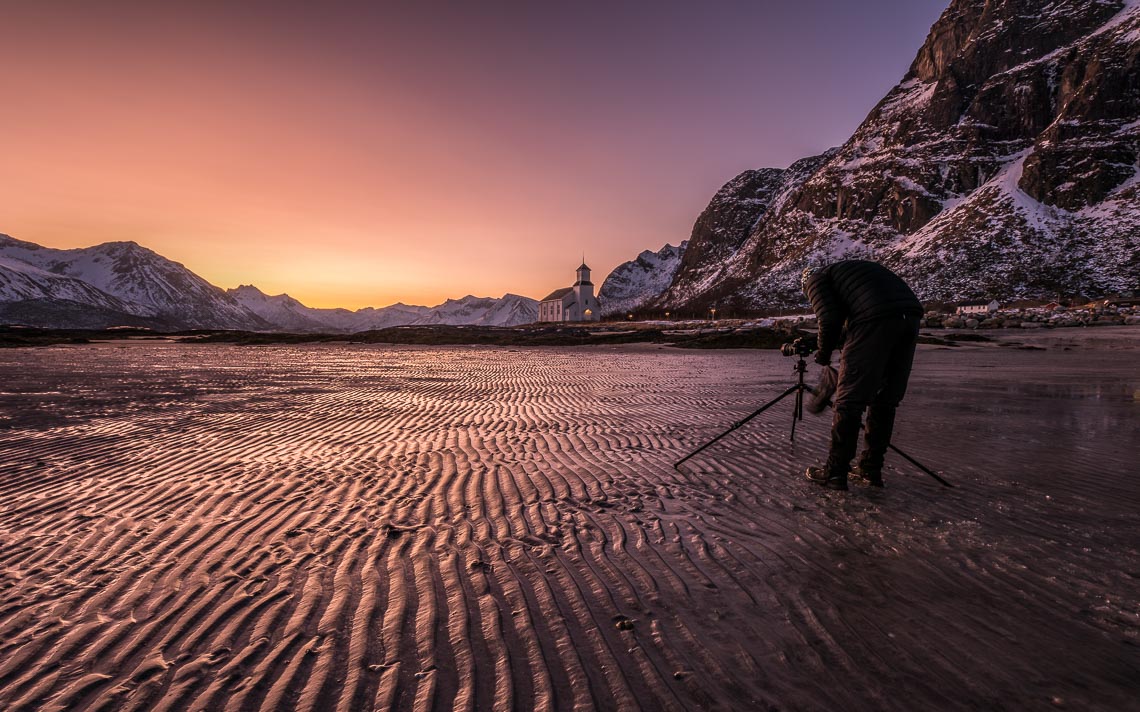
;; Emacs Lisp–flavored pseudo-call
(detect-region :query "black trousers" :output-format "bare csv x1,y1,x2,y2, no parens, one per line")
825,312,920,479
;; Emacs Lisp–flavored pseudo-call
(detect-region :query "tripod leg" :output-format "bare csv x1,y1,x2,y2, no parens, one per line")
674,384,800,469
790,386,804,442
887,443,953,487
814,394,953,488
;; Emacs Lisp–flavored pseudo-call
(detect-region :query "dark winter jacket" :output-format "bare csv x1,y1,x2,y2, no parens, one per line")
804,260,922,361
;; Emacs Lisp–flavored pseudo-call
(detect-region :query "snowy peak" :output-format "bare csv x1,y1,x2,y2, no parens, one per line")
412,293,538,327
598,242,687,317
0,236,181,328
228,284,341,332
0,235,268,329
230,284,313,312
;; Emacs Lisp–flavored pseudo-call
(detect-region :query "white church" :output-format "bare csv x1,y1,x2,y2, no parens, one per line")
538,262,601,322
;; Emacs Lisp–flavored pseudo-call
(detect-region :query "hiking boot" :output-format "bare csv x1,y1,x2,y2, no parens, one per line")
806,466,848,491
850,465,884,488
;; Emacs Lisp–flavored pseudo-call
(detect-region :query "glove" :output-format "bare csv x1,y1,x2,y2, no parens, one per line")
814,351,831,366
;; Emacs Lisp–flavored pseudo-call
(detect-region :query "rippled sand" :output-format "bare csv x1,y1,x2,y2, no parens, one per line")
1,335,1137,711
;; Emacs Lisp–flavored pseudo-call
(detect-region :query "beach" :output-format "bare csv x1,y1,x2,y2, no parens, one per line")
1,330,1137,711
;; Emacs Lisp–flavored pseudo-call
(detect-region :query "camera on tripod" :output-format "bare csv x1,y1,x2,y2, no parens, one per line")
779,335,817,358
674,330,950,486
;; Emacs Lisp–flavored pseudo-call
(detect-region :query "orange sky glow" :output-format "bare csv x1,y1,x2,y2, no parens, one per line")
0,2,947,309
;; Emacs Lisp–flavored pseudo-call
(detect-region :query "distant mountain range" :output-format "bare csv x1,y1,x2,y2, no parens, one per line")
604,0,1140,314
0,234,537,331
230,285,538,332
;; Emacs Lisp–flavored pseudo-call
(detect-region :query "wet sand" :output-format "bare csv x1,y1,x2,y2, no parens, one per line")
1,331,1137,711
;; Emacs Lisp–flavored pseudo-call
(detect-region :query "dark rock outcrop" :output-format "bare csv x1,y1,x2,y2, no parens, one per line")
677,170,784,286
0,299,173,330
655,151,836,309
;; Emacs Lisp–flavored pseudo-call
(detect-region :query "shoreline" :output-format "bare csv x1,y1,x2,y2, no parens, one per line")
3,321,1138,350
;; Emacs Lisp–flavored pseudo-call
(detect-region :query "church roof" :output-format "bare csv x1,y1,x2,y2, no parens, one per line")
578,262,590,271
541,287,574,302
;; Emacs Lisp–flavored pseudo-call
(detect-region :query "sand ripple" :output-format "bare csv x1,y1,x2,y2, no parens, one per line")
0,342,1137,711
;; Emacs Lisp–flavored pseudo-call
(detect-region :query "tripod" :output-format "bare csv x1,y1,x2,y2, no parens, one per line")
673,354,952,487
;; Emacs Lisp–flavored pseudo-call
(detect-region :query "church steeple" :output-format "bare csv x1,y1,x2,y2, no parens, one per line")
575,261,592,286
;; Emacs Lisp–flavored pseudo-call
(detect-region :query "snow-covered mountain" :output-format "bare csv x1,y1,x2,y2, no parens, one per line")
230,285,426,332
0,255,136,311
228,285,359,333
598,242,687,317
0,254,164,329
230,285,538,331
657,0,1140,311
412,294,537,326
0,234,269,329
0,234,539,331
344,303,434,331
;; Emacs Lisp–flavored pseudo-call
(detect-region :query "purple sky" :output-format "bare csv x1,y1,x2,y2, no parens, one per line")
0,0,950,307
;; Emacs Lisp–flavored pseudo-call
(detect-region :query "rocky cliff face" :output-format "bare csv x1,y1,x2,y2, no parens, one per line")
670,171,783,297
598,242,687,317
661,0,1139,311
656,152,836,309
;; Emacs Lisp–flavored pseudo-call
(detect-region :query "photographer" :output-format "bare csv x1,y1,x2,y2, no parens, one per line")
801,260,923,490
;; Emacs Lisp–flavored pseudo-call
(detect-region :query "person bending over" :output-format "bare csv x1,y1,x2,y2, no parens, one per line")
801,260,923,490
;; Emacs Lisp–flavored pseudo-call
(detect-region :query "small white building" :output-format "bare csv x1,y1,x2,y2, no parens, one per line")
956,299,1001,315
538,262,601,322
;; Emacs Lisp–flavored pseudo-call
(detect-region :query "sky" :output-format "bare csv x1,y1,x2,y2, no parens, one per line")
0,0,949,309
